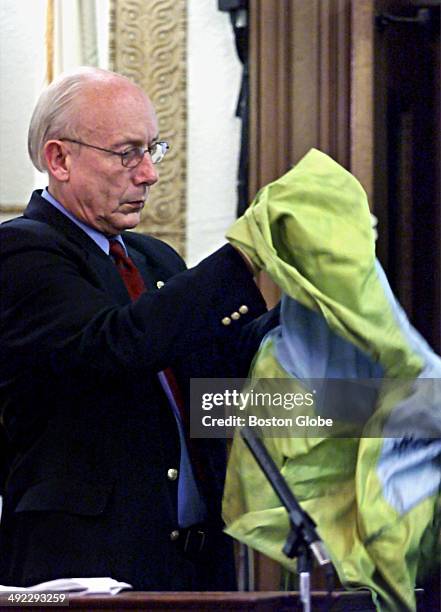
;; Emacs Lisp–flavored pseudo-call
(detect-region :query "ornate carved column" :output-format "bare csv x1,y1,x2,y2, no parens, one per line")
109,0,187,256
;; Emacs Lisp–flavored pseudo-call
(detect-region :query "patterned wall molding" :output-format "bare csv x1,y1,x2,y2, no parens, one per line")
0,204,27,215
109,0,187,256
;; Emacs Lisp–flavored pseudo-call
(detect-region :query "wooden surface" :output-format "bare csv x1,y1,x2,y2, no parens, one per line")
0,588,431,611
4,590,379,611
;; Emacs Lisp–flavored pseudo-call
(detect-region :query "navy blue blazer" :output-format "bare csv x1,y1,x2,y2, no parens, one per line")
0,191,277,590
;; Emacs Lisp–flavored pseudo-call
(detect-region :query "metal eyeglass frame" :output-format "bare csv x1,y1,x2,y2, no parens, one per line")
60,138,169,167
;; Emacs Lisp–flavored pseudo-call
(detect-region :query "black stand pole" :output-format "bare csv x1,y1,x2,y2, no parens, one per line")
240,425,334,611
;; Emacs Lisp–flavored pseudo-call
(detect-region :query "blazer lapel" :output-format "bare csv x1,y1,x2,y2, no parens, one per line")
88,249,132,305
127,247,159,290
24,191,132,305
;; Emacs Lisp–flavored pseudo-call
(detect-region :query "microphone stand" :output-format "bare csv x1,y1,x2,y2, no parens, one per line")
240,425,334,612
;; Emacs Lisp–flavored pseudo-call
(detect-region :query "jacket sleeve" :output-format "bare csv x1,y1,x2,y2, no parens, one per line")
0,224,267,378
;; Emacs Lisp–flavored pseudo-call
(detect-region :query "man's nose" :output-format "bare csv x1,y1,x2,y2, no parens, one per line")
132,153,158,185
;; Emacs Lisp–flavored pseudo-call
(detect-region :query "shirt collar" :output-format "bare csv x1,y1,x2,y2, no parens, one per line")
41,188,127,255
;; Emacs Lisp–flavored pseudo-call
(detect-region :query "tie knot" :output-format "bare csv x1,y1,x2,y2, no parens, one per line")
109,239,126,261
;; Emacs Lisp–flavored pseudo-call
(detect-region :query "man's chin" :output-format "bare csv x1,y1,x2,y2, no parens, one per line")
113,211,142,232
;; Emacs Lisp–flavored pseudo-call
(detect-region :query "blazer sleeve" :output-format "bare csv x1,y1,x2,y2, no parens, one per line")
0,223,267,378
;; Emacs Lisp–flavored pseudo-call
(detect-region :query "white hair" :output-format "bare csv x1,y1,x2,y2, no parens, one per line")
28,67,136,172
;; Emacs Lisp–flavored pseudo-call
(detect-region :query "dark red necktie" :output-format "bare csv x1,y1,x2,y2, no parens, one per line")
109,239,205,482
109,240,146,300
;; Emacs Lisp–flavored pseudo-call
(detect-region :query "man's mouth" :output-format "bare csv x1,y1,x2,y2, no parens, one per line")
122,200,145,210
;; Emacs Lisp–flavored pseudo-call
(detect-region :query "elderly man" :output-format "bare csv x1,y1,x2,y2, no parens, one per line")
0,67,275,590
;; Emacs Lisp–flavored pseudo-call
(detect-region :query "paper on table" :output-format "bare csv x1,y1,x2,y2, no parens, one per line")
0,577,132,595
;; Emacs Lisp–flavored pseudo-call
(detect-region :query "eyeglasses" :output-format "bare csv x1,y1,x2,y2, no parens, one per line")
60,138,169,168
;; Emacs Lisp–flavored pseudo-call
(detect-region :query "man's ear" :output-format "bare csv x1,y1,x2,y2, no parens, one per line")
43,140,71,181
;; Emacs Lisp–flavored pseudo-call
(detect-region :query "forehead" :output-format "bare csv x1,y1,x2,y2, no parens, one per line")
78,80,157,144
